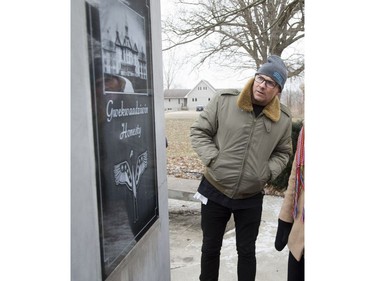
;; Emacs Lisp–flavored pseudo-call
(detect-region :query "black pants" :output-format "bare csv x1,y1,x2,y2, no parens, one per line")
199,198,263,281
288,251,304,281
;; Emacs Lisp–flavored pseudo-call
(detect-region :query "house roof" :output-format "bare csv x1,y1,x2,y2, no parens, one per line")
164,89,190,98
198,80,216,91
163,80,242,99
164,80,217,98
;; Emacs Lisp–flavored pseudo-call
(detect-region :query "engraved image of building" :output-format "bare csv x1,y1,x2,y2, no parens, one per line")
102,24,147,81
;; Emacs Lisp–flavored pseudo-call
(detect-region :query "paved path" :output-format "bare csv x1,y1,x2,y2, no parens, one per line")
167,176,289,281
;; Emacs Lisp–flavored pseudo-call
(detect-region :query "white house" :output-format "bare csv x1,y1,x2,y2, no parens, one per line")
164,89,190,111
186,80,216,111
164,80,217,111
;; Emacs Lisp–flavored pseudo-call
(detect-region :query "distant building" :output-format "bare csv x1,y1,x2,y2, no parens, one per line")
164,89,190,111
164,80,217,111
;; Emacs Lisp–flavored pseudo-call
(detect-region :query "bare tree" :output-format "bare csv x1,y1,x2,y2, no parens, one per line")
163,48,180,89
298,81,305,117
163,0,304,78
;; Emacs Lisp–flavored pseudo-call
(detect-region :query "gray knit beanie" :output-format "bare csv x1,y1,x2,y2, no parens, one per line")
256,55,288,90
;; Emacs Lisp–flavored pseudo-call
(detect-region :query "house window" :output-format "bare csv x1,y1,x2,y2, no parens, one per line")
192,98,194,102
208,98,210,101
178,99,180,104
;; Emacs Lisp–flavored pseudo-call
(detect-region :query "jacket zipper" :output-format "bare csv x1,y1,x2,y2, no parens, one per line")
231,112,259,197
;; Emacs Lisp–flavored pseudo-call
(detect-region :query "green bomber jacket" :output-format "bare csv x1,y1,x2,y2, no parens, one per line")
190,78,292,199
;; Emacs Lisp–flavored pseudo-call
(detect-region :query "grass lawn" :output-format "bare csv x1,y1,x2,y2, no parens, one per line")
165,116,205,180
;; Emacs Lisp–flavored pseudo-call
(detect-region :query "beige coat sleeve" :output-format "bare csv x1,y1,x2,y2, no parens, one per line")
278,153,305,261
279,154,297,223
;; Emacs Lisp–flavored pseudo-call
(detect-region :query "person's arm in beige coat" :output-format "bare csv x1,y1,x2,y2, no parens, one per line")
275,147,305,261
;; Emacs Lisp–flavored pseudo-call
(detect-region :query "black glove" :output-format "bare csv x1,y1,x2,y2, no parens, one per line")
274,219,293,251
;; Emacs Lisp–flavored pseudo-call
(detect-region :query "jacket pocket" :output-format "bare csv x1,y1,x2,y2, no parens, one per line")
259,164,271,185
209,152,238,184
207,153,219,167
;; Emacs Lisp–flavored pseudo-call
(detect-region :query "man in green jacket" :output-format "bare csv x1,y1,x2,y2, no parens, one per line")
190,55,292,281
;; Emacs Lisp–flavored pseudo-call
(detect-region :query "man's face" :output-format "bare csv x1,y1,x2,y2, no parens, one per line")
252,74,281,106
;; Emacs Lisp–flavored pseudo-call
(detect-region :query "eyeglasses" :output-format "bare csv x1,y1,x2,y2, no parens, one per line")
255,75,277,89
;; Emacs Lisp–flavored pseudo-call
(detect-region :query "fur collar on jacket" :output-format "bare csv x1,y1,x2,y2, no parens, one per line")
237,77,281,122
